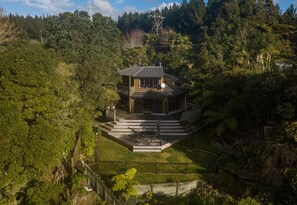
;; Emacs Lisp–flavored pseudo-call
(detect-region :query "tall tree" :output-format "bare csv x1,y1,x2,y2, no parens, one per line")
0,41,81,204
43,11,122,114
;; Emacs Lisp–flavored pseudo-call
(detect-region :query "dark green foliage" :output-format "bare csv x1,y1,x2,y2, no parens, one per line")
145,183,236,205
238,197,260,205
122,47,149,67
23,181,64,205
43,11,122,114
9,15,45,41
0,41,79,203
1,1,297,204
69,172,86,193
79,122,96,157
118,12,152,33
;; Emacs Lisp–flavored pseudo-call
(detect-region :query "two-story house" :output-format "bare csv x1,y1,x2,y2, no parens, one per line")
117,66,188,114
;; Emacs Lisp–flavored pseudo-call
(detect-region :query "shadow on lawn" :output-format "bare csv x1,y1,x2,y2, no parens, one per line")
170,136,220,177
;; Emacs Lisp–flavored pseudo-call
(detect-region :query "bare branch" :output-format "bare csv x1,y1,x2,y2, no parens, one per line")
123,29,145,49
0,8,18,50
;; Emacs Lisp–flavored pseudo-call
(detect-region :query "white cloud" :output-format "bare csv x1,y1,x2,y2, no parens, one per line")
92,0,116,17
90,0,141,19
23,0,75,14
150,2,179,11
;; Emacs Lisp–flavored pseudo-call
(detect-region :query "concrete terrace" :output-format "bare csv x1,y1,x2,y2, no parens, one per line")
95,109,200,152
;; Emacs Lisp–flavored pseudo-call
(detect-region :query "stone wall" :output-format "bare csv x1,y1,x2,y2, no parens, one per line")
135,180,198,196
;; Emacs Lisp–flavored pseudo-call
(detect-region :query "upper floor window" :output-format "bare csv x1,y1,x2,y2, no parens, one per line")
139,78,159,88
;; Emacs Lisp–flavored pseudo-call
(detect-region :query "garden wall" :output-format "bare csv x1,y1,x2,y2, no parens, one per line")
135,180,200,196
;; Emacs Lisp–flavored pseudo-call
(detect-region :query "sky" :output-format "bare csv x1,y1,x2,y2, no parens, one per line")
0,0,296,20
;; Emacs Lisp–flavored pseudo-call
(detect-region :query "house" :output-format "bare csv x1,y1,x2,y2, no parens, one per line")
117,66,188,114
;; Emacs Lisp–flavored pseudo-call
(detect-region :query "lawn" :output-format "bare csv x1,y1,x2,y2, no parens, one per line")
95,135,218,184
191,130,223,155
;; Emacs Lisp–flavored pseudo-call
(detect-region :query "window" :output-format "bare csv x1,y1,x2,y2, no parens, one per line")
139,79,145,88
139,78,159,88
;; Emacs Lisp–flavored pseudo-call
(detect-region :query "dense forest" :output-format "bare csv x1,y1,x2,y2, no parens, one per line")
0,0,297,204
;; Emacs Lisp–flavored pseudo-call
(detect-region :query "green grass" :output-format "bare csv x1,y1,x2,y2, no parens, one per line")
96,135,218,183
98,135,216,164
192,130,223,155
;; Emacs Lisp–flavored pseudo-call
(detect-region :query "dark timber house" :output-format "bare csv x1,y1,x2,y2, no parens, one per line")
117,66,188,114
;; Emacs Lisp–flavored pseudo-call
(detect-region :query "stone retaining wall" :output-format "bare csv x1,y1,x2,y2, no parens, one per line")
135,180,199,196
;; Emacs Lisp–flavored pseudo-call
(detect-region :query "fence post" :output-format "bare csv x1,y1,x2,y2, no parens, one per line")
85,166,90,186
104,188,108,201
176,182,179,197
96,180,100,194
186,163,188,174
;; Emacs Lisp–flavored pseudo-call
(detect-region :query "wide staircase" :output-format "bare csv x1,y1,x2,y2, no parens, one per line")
98,119,189,152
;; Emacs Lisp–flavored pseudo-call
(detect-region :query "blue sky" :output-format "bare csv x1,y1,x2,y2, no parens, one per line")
0,0,296,19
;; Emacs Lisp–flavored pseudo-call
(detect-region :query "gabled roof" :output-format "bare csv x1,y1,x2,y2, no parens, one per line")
119,66,164,78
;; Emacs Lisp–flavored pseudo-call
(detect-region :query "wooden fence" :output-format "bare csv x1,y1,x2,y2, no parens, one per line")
83,163,127,205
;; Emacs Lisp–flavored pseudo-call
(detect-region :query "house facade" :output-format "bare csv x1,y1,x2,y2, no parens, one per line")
117,66,188,114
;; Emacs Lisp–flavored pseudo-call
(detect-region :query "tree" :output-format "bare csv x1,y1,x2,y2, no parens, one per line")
23,181,64,205
238,197,260,205
112,168,139,201
43,11,122,115
123,29,145,49
79,122,96,157
0,41,81,203
0,8,18,50
164,32,192,75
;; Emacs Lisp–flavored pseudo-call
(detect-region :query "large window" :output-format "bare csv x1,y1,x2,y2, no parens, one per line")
121,76,134,86
139,78,159,88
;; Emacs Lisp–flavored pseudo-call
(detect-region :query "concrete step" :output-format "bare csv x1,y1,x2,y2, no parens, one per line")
109,132,187,138
99,123,114,131
116,122,157,126
159,123,181,126
114,125,157,129
160,133,188,136
119,119,181,123
160,128,185,133
110,128,158,132
99,127,110,135
132,146,162,152
117,122,181,126
108,132,157,136
133,149,161,152
119,119,157,123
110,129,185,134
108,126,185,132
114,125,183,129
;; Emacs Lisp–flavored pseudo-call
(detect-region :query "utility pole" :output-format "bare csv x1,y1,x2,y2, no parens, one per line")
89,0,93,22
